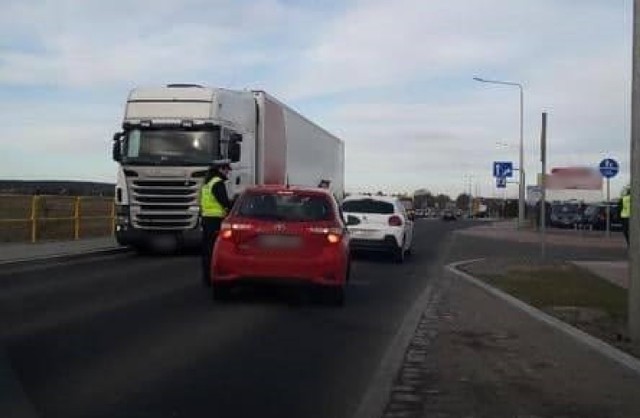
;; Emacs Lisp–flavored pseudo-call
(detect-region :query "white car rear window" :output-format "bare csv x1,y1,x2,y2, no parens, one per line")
342,199,394,214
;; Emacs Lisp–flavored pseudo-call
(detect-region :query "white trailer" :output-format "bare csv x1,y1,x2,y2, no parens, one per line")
112,84,344,252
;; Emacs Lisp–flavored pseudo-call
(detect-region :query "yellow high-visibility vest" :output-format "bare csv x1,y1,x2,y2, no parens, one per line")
621,194,631,219
200,177,226,217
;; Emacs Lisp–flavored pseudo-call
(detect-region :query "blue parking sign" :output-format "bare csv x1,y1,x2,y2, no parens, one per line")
493,161,513,178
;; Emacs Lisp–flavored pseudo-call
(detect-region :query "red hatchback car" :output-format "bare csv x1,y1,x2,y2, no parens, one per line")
210,186,351,305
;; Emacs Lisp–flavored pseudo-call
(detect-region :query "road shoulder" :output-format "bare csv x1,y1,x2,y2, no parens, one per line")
0,237,128,266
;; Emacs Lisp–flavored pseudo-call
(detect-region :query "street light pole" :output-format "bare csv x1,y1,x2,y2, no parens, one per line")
474,77,526,228
463,174,473,218
629,0,640,350
519,84,525,229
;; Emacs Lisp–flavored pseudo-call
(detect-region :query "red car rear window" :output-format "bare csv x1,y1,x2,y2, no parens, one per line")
236,192,334,222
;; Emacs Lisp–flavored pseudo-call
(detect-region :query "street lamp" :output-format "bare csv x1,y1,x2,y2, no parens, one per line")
474,76,526,228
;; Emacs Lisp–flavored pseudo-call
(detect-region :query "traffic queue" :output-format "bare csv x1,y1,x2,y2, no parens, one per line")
200,163,414,306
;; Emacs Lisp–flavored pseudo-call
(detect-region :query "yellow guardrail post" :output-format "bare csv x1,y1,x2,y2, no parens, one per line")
74,196,81,240
31,195,39,243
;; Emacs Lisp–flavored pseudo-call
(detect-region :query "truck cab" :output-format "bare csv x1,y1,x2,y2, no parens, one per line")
112,85,251,251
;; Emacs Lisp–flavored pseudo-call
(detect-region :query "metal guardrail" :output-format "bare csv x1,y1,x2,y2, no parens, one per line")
0,195,115,243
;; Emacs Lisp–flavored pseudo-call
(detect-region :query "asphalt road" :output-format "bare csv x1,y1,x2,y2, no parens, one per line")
0,219,465,418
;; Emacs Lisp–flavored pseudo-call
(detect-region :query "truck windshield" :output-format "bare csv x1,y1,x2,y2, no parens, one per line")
122,127,221,166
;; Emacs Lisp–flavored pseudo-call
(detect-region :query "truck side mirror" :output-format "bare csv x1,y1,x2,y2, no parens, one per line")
112,132,124,162
230,133,243,142
229,142,241,163
112,142,121,162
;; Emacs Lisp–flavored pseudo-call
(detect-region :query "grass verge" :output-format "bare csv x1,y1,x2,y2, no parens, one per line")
463,261,637,357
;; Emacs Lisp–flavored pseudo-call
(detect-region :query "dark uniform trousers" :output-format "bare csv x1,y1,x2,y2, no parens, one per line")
202,216,223,283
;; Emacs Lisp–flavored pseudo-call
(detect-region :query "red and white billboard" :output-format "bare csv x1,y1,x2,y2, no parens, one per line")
543,167,602,190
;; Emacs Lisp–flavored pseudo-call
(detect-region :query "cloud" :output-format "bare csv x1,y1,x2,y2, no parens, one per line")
281,0,516,99
290,0,631,196
0,99,119,181
282,0,626,100
0,0,322,88
324,39,630,194
0,0,633,198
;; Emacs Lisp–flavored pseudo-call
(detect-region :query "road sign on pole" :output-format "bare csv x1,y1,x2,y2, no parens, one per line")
599,158,620,179
599,158,619,238
493,161,514,178
496,177,507,188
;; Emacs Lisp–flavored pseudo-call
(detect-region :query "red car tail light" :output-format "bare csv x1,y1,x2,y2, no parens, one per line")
388,215,403,226
230,223,254,231
327,233,341,244
220,222,254,240
308,226,344,244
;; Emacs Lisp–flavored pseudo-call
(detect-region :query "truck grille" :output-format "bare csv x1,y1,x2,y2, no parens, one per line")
129,178,201,230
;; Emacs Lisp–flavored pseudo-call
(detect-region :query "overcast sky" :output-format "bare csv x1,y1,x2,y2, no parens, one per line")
0,0,632,198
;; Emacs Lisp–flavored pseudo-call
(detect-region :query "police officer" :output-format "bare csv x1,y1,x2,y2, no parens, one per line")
200,160,232,285
620,185,631,246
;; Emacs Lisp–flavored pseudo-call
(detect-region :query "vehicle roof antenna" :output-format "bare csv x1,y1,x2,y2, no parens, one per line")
286,175,290,189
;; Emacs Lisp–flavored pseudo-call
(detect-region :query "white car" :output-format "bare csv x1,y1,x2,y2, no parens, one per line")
342,195,414,263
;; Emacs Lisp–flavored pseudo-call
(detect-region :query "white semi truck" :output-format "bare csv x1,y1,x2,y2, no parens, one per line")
111,84,344,252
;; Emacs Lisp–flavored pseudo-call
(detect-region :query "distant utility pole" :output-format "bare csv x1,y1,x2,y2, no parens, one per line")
468,177,474,218
540,112,547,260
630,0,640,348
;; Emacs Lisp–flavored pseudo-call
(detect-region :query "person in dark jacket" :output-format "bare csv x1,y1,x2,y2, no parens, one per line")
200,161,232,285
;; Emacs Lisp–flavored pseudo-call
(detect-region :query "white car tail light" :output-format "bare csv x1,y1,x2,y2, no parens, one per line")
388,216,403,227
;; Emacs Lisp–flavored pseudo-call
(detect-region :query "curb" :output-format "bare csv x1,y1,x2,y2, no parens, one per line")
352,234,456,418
446,259,640,376
352,286,436,418
0,247,131,268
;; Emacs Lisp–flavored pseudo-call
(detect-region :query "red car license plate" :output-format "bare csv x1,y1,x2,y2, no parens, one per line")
258,234,301,248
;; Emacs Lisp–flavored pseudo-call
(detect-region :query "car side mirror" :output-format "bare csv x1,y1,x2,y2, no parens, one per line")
346,215,360,226
408,213,415,221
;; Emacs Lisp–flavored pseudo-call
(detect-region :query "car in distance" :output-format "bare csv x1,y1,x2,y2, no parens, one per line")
442,209,456,221
341,195,414,263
